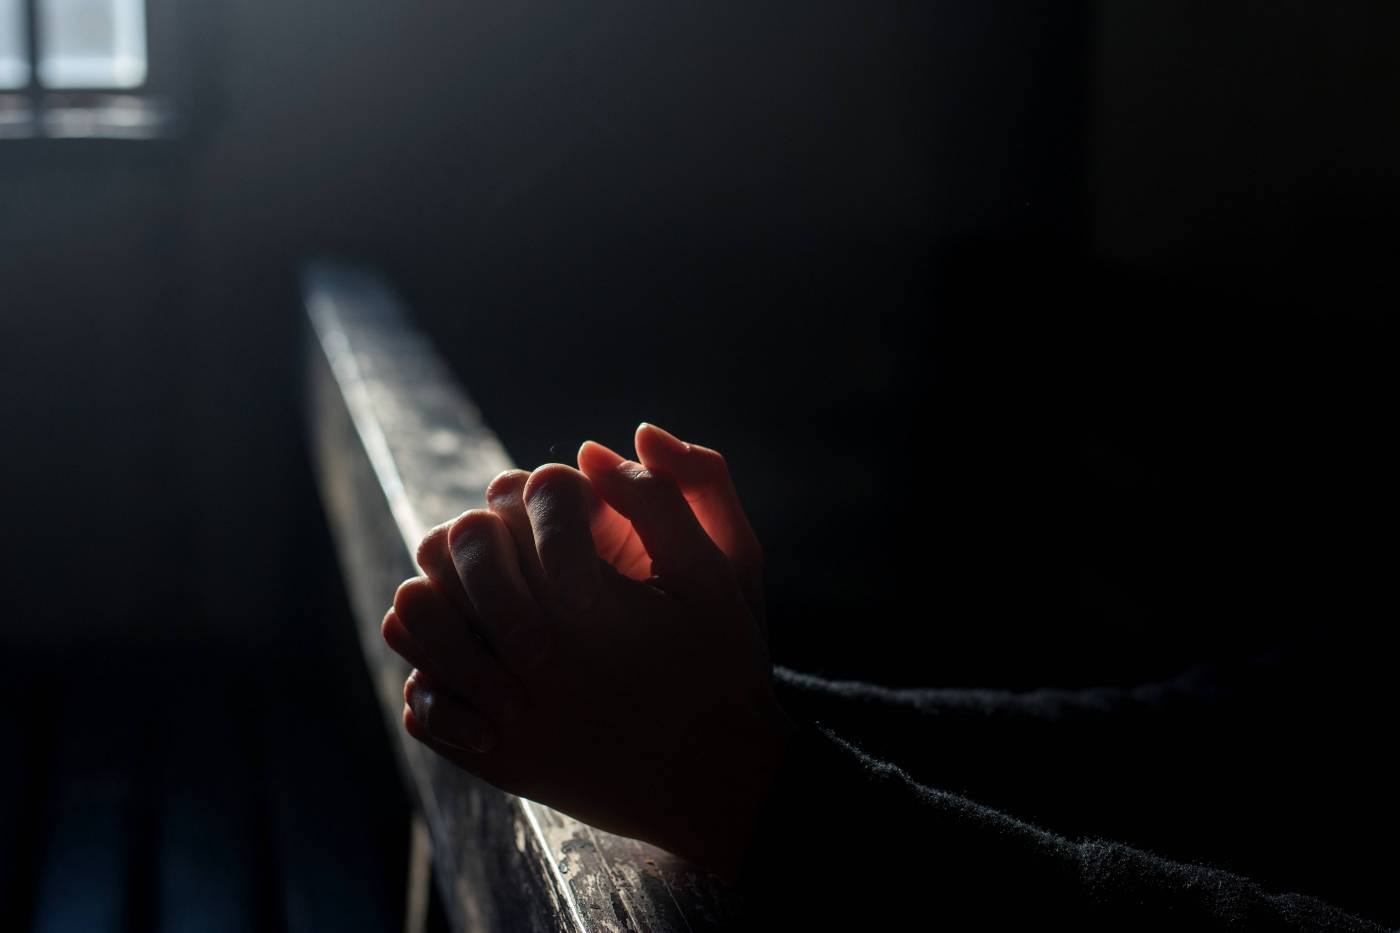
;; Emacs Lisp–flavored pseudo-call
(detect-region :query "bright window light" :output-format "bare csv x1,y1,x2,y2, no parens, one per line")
0,0,30,89
38,0,147,89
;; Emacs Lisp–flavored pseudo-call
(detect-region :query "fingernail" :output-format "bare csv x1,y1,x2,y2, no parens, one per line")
407,677,433,733
408,677,497,753
639,423,687,451
485,470,525,504
447,510,483,552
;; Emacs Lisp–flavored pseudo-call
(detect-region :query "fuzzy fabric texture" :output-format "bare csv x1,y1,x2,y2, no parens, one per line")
734,653,1394,930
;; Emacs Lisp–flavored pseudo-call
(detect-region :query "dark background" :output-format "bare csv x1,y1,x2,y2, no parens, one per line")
1,2,1394,930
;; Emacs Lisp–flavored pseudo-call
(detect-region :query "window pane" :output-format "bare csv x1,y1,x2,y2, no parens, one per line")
0,0,30,89
38,0,146,89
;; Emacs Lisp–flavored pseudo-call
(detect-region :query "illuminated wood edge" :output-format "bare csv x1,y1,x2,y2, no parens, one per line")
303,261,737,933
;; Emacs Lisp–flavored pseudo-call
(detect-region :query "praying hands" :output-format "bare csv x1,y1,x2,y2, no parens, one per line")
381,424,795,878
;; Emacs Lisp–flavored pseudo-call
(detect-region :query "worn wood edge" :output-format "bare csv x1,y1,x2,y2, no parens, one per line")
302,260,739,933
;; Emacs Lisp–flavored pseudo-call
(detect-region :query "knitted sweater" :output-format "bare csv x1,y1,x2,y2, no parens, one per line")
737,645,1395,929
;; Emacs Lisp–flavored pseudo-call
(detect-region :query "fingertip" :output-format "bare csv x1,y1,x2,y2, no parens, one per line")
406,689,425,739
636,422,688,454
448,508,503,551
392,576,437,618
486,469,530,505
415,522,452,575
521,463,603,612
578,439,625,475
636,424,703,480
406,680,499,754
522,462,588,505
381,608,405,646
404,670,434,732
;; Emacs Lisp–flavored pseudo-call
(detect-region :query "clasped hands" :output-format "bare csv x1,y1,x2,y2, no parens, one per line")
382,424,795,878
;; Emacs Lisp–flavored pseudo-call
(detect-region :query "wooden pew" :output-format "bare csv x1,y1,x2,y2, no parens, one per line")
303,262,737,933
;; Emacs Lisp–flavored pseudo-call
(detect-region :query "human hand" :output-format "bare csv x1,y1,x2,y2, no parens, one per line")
597,423,766,629
382,429,792,878
489,423,765,620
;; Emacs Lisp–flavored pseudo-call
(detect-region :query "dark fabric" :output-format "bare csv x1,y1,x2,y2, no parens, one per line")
736,645,1395,930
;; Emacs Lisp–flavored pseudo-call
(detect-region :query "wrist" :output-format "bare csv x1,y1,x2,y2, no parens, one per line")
667,699,798,881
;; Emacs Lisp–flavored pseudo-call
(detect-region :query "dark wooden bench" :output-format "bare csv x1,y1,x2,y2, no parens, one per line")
304,261,738,932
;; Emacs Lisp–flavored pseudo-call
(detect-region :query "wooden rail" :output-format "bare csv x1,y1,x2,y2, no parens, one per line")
303,262,736,933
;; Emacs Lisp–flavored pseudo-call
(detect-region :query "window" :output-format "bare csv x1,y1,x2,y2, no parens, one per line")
3,0,147,90
1,0,171,140
38,0,148,90
0,0,29,90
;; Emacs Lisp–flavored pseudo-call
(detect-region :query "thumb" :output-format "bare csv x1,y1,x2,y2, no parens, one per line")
577,441,730,593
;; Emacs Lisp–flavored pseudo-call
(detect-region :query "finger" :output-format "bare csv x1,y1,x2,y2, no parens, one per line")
485,470,547,594
633,423,763,567
633,423,765,608
449,509,551,670
571,444,661,581
577,441,729,591
415,520,473,616
391,577,525,723
405,670,498,753
522,465,605,614
381,607,436,674
589,497,652,580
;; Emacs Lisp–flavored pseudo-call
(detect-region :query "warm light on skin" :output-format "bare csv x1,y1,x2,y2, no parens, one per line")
388,425,794,880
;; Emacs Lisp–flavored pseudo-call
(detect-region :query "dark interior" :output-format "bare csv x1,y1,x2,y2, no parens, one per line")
2,2,1394,929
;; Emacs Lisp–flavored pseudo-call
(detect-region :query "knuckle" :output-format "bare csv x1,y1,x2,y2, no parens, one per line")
695,446,729,478
523,463,586,504
416,523,450,571
393,576,435,617
402,703,423,739
449,508,500,552
485,469,530,504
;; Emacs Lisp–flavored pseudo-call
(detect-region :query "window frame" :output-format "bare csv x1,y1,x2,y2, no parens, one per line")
2,0,178,141
33,0,149,92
